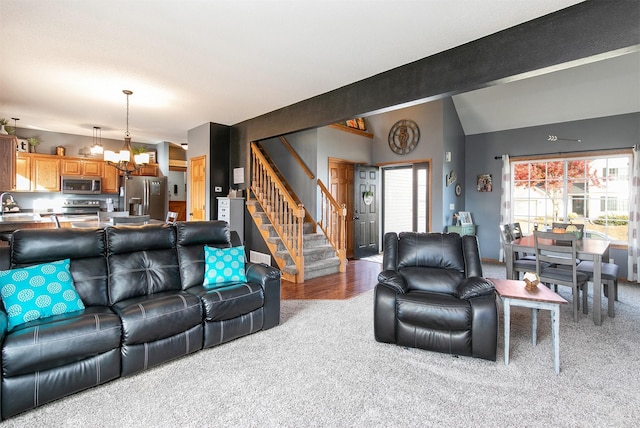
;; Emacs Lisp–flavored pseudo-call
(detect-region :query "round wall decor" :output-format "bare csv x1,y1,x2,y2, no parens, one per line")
388,119,420,155
455,184,462,196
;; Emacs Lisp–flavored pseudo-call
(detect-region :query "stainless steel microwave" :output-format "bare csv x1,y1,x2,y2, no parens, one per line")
61,176,102,194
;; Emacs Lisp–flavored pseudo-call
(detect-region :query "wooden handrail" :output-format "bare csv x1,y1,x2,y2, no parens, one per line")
252,143,303,210
317,179,347,272
279,136,315,179
251,142,305,281
250,142,348,280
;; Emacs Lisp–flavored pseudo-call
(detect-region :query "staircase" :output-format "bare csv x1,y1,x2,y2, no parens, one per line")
248,141,346,283
247,200,341,282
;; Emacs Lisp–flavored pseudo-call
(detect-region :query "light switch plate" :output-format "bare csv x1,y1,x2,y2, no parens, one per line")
450,203,455,210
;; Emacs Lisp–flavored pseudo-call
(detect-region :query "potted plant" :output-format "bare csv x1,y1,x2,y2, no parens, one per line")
0,118,13,135
27,137,41,153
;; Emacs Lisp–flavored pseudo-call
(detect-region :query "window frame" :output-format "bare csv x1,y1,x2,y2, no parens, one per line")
510,150,631,245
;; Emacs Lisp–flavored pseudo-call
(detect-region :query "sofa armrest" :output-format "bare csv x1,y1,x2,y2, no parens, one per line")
470,294,498,361
454,276,495,300
377,270,408,294
0,309,7,340
245,262,281,330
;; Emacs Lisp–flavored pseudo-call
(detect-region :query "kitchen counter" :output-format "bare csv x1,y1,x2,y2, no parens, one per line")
0,214,99,234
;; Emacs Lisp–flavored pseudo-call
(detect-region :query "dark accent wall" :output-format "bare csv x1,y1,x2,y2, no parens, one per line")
209,123,230,219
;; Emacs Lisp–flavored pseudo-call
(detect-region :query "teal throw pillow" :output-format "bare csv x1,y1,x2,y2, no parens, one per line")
0,259,85,330
203,245,247,288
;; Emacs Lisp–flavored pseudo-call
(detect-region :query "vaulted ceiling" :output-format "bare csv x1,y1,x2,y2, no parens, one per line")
1,0,637,144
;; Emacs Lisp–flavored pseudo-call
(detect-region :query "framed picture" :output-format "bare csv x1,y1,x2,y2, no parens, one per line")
459,211,473,226
346,119,358,129
16,138,29,152
477,174,493,192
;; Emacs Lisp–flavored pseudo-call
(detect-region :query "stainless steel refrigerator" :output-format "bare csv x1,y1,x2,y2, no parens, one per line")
121,176,167,220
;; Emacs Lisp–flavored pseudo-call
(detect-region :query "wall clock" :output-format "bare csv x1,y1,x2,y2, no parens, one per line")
455,184,462,196
388,119,420,155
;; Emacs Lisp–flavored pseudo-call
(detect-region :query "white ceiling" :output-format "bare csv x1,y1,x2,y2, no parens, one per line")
1,0,636,145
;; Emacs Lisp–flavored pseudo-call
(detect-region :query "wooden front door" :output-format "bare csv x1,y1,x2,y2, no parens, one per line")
329,159,354,258
189,155,206,221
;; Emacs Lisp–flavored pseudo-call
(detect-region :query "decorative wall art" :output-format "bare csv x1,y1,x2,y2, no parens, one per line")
343,118,366,131
458,211,473,226
388,119,420,155
477,174,493,192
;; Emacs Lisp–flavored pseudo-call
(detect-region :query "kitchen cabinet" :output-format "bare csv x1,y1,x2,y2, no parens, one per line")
11,151,157,193
101,164,121,194
15,153,61,191
15,153,31,190
0,135,17,191
61,158,103,177
217,197,244,242
31,155,61,191
131,163,159,177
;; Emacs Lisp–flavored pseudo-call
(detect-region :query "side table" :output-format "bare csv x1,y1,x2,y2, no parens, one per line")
489,278,568,374
447,225,476,236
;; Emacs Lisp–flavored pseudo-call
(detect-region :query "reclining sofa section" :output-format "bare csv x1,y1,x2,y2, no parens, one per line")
0,221,281,420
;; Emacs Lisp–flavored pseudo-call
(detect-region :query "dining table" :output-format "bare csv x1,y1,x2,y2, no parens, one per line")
504,234,610,326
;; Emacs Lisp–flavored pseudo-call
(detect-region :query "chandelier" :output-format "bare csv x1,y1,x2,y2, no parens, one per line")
104,90,149,176
90,126,103,155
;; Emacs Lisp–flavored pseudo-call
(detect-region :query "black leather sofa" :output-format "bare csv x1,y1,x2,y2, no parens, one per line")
374,232,498,361
0,221,281,420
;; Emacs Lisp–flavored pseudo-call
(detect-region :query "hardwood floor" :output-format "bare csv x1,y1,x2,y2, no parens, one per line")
281,259,381,300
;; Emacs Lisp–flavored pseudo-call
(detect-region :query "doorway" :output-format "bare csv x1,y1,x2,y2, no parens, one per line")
353,165,380,259
382,162,430,235
189,155,206,221
329,158,354,258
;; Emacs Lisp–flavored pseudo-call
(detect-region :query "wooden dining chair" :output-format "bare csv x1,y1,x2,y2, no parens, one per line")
534,230,590,322
577,260,619,317
509,222,537,261
113,215,150,225
499,223,540,279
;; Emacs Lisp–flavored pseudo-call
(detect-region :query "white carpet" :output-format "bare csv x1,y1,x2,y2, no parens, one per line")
4,265,640,427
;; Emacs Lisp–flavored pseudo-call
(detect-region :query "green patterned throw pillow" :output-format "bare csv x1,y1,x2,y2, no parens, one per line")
0,259,85,330
203,246,247,288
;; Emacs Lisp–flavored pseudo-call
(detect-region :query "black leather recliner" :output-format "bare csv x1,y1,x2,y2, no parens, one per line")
374,232,498,361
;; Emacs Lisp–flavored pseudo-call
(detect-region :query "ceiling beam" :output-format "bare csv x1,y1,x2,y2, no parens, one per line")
231,0,639,147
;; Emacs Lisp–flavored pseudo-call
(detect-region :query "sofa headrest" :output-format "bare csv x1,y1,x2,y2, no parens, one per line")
397,232,465,272
11,228,105,265
106,224,176,255
176,221,230,247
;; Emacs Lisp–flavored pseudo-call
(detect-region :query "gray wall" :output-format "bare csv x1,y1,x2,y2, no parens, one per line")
262,129,319,218
261,98,464,240
465,112,639,272
367,99,465,231
262,125,372,223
